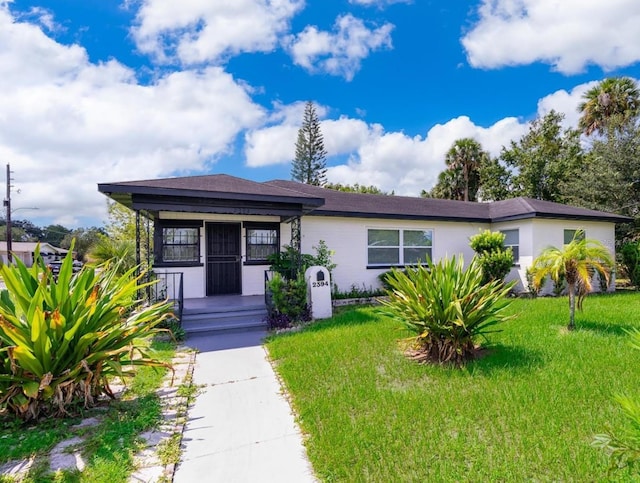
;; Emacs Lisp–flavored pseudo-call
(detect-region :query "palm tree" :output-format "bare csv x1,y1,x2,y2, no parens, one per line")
578,77,640,136
444,138,487,202
531,231,614,330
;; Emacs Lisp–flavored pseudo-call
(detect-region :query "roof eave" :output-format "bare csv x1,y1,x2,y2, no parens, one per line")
97,183,325,208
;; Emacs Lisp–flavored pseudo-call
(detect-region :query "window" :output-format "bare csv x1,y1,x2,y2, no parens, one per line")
162,227,200,262
564,229,585,245
367,228,432,267
245,223,279,264
154,220,202,265
501,229,519,264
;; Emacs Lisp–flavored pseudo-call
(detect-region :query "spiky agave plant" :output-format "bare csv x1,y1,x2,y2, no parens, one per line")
0,245,172,420
380,256,515,366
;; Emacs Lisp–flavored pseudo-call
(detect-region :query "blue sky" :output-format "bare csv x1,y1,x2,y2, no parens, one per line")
3,0,640,227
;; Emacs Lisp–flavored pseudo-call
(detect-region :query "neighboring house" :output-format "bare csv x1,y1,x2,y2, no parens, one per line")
98,174,630,298
0,241,68,267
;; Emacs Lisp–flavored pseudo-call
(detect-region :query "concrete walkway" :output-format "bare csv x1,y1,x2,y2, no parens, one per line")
173,330,316,483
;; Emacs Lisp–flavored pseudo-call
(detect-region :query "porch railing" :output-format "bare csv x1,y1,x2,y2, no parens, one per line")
264,270,275,316
151,271,184,323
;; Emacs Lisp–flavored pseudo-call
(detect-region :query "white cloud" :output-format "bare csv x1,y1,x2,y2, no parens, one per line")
0,6,264,226
535,82,598,129
244,100,527,195
327,116,527,195
244,101,378,167
462,0,640,74
285,14,394,80
131,0,304,64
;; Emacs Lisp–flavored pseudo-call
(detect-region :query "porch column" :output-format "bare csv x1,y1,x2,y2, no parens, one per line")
290,215,302,272
135,209,141,273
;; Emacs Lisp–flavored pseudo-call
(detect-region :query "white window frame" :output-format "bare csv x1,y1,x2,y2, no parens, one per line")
500,229,519,265
367,227,433,267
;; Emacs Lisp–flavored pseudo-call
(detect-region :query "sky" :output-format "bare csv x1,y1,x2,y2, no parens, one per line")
2,0,640,228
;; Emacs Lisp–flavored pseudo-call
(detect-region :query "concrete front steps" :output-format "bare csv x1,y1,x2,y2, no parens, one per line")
181,299,268,335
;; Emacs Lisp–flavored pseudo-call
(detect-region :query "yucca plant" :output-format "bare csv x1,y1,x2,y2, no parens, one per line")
0,245,172,421
380,256,515,365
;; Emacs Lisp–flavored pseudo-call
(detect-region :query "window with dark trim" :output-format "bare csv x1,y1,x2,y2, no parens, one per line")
244,222,279,264
564,229,585,245
154,220,202,265
501,229,519,264
367,228,432,267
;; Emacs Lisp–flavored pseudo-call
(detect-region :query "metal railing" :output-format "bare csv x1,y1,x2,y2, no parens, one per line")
151,271,184,323
264,270,275,316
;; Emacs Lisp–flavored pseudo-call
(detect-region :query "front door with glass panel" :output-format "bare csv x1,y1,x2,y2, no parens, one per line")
206,223,241,295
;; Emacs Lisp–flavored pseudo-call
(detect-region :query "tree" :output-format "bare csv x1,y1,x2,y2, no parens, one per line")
530,231,614,330
324,183,388,194
42,224,72,246
105,201,138,241
427,168,466,200
501,110,583,202
0,225,30,242
566,120,640,243
60,227,106,261
291,101,327,186
478,157,511,201
578,77,640,136
447,138,487,201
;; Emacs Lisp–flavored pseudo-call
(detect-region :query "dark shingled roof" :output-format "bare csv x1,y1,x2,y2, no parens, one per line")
266,180,631,223
488,197,630,223
98,174,631,223
98,174,324,206
265,180,491,221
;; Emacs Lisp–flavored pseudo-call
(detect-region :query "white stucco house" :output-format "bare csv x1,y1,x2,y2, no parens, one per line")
98,174,630,299
0,241,67,267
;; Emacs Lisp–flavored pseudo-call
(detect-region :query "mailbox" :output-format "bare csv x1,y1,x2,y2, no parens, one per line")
305,266,332,320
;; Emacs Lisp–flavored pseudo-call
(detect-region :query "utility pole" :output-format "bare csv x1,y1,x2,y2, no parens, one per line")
4,164,12,263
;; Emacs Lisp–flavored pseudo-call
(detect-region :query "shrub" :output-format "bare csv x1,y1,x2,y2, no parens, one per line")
620,241,640,289
0,246,172,421
469,230,514,284
268,241,337,281
380,256,515,366
265,272,310,329
332,284,385,300
593,328,640,472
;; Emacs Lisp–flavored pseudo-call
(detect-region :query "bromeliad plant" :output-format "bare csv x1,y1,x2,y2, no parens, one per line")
380,256,515,366
0,246,172,421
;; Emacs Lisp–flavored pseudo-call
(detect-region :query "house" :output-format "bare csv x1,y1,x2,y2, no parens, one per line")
98,174,630,299
0,241,68,267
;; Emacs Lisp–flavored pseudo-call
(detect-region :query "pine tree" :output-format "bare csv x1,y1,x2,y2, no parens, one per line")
291,101,327,186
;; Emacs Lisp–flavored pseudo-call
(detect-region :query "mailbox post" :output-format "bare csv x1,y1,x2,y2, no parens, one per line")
305,266,332,320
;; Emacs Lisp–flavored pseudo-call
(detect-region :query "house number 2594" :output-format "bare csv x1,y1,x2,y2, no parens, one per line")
312,281,329,287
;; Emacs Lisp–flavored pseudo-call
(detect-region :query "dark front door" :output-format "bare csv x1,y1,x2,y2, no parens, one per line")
206,223,241,295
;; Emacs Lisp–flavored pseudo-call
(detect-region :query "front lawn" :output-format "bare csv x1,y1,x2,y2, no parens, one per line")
266,293,640,481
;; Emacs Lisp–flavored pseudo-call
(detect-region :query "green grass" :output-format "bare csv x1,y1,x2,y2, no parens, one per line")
0,339,175,482
267,292,640,481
